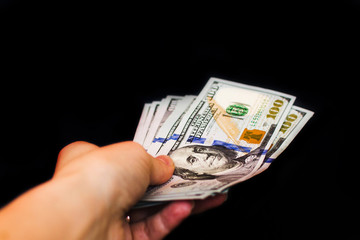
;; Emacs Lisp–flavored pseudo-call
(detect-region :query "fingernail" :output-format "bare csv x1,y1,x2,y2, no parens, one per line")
156,155,173,166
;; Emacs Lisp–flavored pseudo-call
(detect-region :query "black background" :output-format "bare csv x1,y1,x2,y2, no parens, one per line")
1,1,360,239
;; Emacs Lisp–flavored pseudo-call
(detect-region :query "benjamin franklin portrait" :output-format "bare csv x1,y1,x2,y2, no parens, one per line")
169,144,261,181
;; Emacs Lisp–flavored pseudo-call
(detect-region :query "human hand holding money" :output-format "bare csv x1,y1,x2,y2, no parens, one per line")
134,78,313,203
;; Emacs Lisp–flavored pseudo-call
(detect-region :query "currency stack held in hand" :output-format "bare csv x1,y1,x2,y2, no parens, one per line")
133,77,313,203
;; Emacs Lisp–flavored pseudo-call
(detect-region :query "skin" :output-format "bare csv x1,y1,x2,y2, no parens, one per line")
0,141,226,240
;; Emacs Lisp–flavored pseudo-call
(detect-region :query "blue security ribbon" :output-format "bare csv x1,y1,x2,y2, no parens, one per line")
152,134,180,143
212,140,252,153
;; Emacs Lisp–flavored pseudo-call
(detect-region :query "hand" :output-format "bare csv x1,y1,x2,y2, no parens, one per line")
124,194,227,240
55,141,227,240
0,141,226,240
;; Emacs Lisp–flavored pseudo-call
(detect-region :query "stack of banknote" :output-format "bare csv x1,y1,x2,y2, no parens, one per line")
134,77,313,202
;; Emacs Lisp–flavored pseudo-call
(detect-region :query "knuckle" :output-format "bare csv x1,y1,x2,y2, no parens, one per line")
120,141,144,151
118,141,152,165
121,141,148,157
60,141,93,152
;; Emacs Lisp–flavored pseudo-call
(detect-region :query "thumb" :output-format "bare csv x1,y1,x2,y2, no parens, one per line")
96,142,174,209
99,142,174,186
150,155,175,185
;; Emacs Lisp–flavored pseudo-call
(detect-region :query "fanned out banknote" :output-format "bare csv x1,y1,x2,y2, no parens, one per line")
133,77,313,202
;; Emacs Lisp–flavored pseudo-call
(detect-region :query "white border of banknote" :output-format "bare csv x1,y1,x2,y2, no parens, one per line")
133,77,313,202
253,106,314,176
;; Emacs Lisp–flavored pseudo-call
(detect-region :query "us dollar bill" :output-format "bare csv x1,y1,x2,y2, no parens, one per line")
147,95,196,155
133,103,151,144
133,101,160,146
254,106,314,175
142,77,296,201
135,107,313,205
142,96,184,150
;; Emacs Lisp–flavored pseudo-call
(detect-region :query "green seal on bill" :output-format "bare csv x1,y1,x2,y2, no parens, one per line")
226,104,249,116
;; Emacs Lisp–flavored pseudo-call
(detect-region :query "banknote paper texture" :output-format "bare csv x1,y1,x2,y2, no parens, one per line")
134,101,160,146
147,95,196,155
133,78,312,202
133,103,151,144
142,96,183,150
254,106,314,175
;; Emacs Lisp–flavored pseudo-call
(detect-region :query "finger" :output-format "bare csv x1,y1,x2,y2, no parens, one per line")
126,203,167,224
192,193,227,215
150,155,175,185
130,201,194,240
98,142,174,185
55,141,99,172
128,193,227,224
95,142,174,209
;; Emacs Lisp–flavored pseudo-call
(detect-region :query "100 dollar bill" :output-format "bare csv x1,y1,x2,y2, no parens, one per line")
254,106,314,176
142,78,296,201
